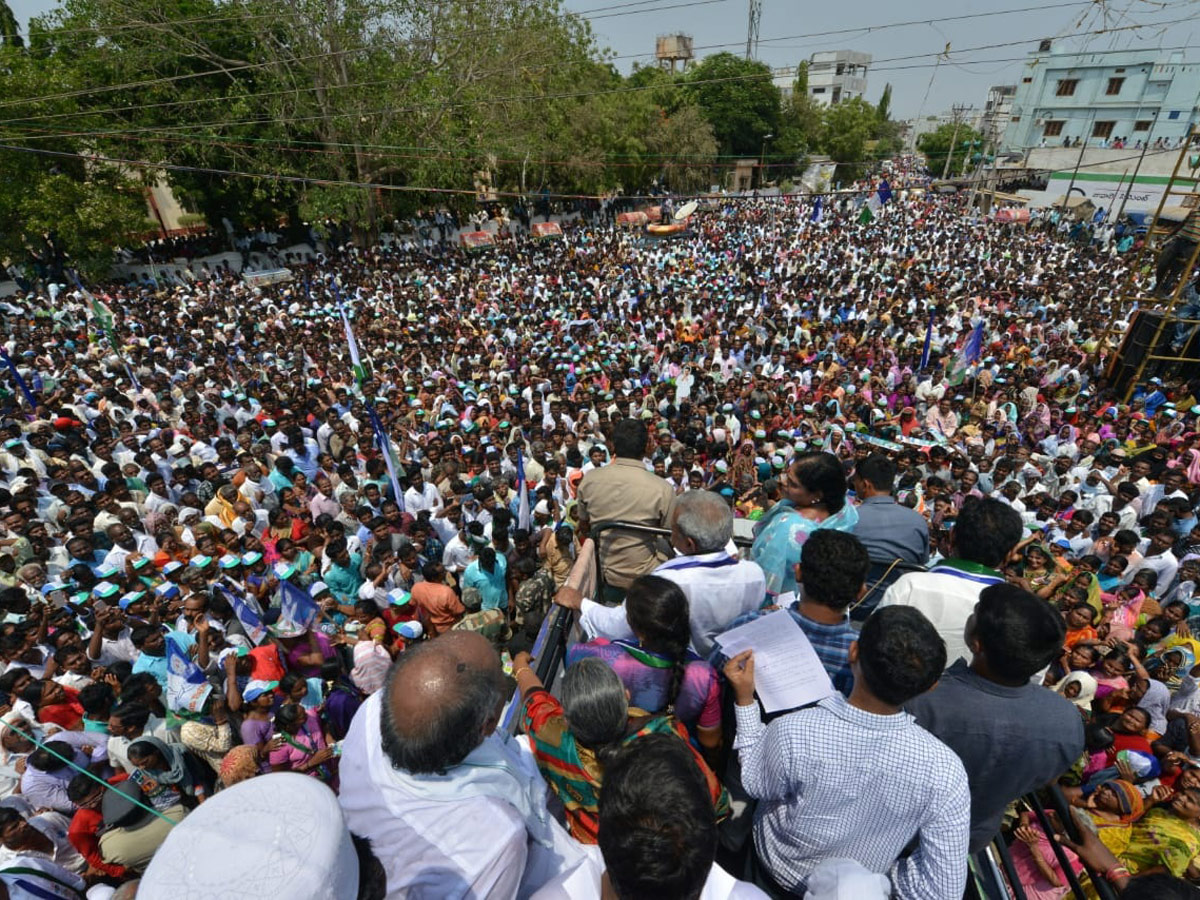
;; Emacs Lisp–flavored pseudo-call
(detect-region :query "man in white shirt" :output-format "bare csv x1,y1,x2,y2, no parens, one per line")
877,498,1023,670
1140,530,1180,592
339,631,581,898
403,469,443,516
558,490,766,657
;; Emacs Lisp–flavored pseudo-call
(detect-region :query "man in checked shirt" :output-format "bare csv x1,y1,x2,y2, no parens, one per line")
725,605,970,898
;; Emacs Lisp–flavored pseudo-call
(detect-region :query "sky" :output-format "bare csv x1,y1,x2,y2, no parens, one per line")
9,0,1198,118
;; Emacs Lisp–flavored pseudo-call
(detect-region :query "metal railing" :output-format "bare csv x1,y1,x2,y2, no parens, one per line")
969,785,1119,900
502,538,594,733
586,520,752,594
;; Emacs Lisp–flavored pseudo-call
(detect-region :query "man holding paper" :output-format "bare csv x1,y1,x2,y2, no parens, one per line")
724,606,970,897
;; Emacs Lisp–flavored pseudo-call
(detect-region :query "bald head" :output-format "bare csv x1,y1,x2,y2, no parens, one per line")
380,631,506,775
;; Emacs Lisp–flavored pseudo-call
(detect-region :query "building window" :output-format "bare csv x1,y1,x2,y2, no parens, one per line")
1011,115,1021,122
1115,67,1125,73
1134,120,1153,131
1043,120,1064,136
812,87,826,93
1105,77,1124,95
835,63,845,75
1022,76,1032,83
1055,79,1078,96
1092,120,1115,139
1169,110,1182,119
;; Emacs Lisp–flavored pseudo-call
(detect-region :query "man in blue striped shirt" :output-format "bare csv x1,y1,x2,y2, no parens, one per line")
726,605,970,898
712,529,868,697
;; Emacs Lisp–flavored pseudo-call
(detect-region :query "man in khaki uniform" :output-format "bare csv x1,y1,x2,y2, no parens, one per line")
576,418,674,598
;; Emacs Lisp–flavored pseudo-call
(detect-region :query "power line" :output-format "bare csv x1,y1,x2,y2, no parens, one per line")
4,15,1194,146
0,0,1144,125
0,0,729,111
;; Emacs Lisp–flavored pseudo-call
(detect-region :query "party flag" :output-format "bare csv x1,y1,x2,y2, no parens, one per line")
277,579,319,634
516,448,531,531
166,634,212,713
217,584,267,645
810,196,823,224
365,400,404,509
949,320,985,387
0,347,38,412
919,308,935,370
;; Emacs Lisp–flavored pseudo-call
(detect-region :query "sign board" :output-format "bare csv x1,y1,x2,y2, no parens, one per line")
1018,174,1168,216
460,231,496,251
531,222,563,240
242,267,293,287
994,208,1030,224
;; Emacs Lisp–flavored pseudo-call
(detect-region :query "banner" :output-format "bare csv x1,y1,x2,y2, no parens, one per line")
166,635,212,713
242,267,293,287
216,583,267,645
278,579,319,632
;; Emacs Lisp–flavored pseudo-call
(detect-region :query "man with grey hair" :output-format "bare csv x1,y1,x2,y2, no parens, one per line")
559,490,766,656
338,631,583,898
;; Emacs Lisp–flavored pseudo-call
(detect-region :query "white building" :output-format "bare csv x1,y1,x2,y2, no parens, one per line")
807,51,870,106
1001,42,1200,151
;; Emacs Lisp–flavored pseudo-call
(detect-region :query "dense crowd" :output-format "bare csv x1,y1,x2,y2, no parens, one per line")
1,179,1199,899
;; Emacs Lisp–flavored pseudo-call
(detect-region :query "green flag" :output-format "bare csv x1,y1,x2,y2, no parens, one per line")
858,204,874,226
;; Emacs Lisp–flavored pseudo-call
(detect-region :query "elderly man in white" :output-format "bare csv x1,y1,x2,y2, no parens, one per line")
338,630,582,899
556,490,766,657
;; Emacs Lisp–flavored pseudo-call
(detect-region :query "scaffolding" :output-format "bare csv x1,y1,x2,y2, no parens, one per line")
1092,124,1200,400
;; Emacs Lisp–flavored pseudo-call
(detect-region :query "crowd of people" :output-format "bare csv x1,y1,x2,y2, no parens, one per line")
1,176,1200,899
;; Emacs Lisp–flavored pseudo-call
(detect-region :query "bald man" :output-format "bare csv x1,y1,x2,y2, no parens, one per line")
338,632,583,899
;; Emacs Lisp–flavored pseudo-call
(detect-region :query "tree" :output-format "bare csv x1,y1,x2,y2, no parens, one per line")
918,122,984,177
773,61,820,174
819,97,877,174
683,52,780,158
876,83,892,124
872,83,904,160
0,0,21,48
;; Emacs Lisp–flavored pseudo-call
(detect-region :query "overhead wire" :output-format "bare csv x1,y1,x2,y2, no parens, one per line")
0,0,1145,122
0,0,730,111
2,17,1195,146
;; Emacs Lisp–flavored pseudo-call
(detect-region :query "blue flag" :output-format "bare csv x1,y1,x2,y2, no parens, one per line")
516,449,531,531
810,196,823,224
166,634,211,713
919,308,935,370
216,583,267,645
949,320,985,387
877,178,893,205
276,579,319,635
0,347,38,413
365,400,404,509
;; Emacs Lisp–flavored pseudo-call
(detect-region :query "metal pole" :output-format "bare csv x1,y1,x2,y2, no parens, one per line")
1092,124,1197,368
1059,111,1094,212
1115,112,1157,222
1123,232,1200,401
941,108,965,180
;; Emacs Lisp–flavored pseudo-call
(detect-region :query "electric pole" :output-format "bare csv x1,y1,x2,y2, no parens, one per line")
941,104,972,180
745,0,761,59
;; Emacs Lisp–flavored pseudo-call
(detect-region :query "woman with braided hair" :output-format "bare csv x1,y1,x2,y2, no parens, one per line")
565,575,723,758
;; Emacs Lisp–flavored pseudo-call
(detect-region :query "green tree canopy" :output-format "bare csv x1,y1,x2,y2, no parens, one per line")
683,52,780,157
918,122,984,177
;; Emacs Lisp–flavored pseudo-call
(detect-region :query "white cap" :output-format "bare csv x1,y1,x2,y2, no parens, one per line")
140,773,359,899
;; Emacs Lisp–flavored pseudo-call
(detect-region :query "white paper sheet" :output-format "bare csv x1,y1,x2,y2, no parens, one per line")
715,608,835,713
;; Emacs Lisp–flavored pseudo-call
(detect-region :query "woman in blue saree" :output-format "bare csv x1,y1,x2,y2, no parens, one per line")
750,451,858,598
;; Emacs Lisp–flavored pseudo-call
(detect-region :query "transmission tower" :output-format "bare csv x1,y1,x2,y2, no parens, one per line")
745,0,761,59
